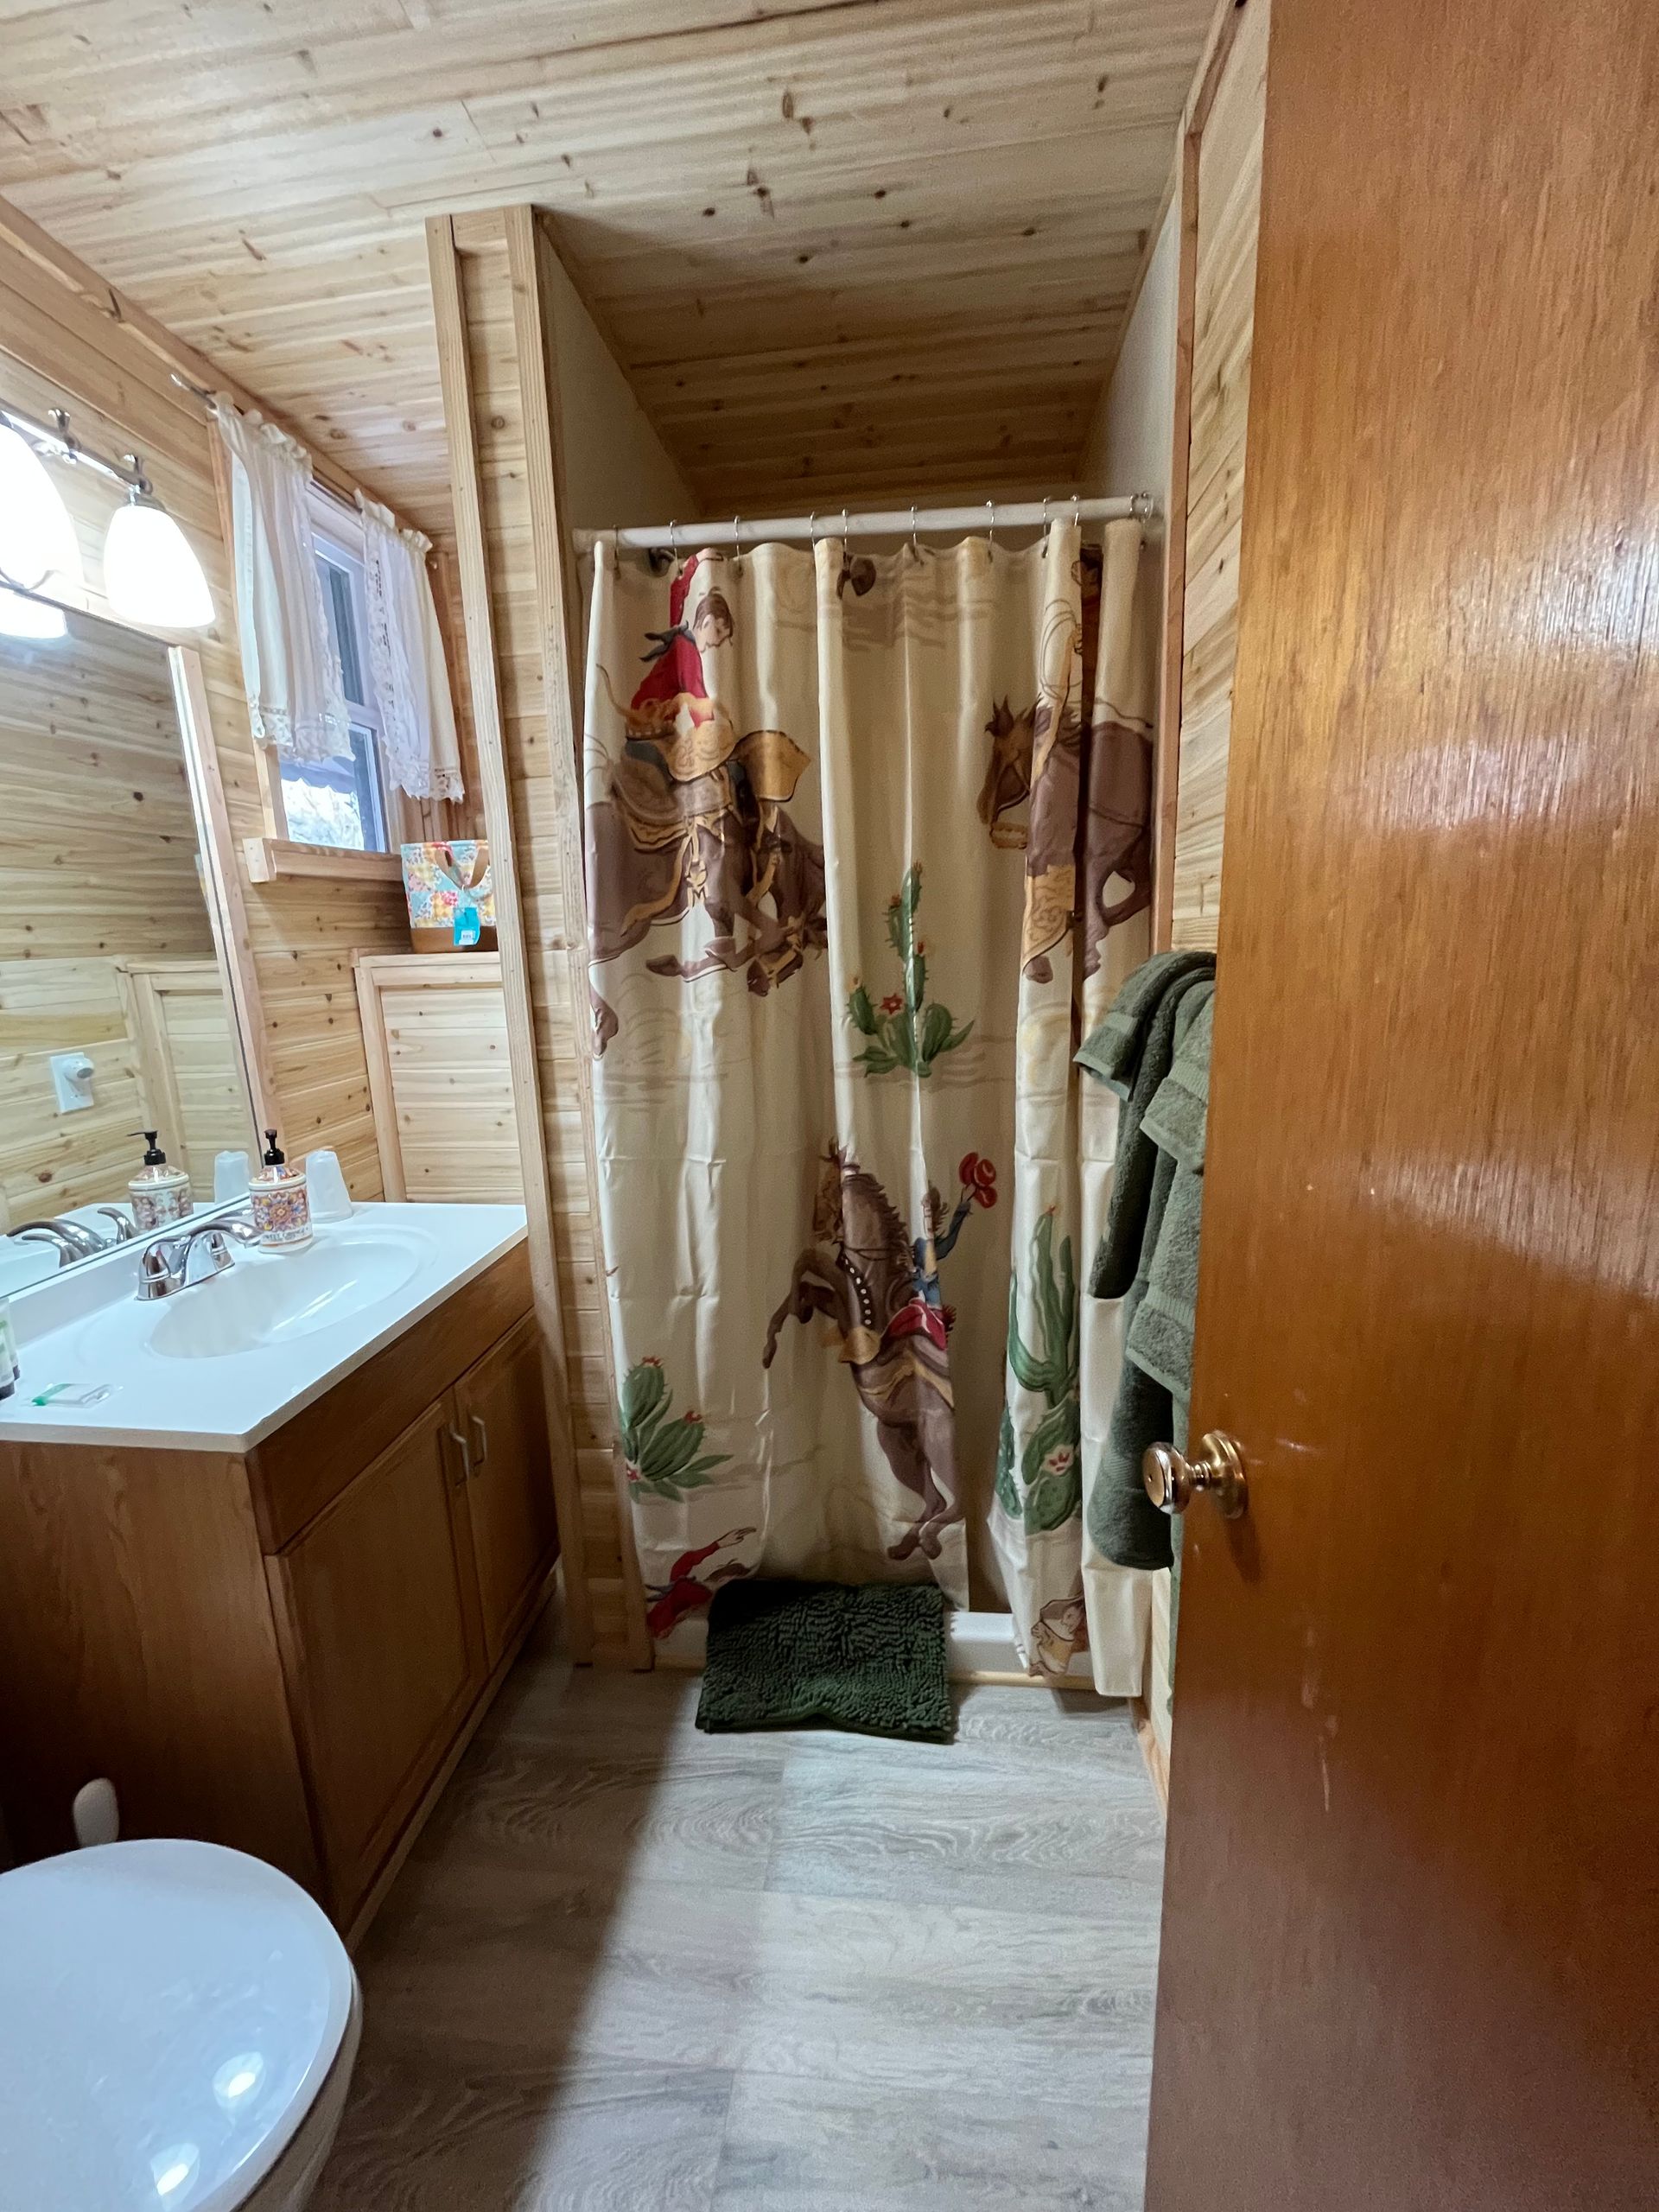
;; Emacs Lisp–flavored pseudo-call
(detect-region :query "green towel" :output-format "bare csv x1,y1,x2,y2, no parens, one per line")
1089,978,1212,1572
1089,1144,1180,1570
696,1579,954,1742
1075,948,1216,1088
1128,1160,1204,1414
1090,961,1215,1300
1129,987,1214,1417
1140,987,1213,1173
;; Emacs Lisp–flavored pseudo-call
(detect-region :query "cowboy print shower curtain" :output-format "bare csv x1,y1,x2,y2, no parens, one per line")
583,519,1155,1688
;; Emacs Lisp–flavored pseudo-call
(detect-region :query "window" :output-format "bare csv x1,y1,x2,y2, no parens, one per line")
277,514,391,852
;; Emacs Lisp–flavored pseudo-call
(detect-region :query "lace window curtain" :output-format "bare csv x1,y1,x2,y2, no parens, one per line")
214,401,351,766
357,497,465,803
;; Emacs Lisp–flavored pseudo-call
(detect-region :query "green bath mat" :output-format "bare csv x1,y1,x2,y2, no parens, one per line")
696,1579,954,1742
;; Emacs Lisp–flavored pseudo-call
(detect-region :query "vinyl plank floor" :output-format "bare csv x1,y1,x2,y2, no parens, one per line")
311,1616,1165,2212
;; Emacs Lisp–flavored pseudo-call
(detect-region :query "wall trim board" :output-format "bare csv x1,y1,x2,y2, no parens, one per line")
169,647,279,1135
1153,0,1263,950
423,209,598,1664
423,199,702,1667
505,206,652,1668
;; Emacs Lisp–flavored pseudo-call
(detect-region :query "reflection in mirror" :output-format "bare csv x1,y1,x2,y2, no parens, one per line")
0,604,256,1281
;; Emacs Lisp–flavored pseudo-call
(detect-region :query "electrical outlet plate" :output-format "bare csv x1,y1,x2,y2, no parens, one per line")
49,1052,95,1113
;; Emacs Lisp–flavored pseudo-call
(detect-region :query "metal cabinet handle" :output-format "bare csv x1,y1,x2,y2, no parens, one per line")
469,1413,488,1471
447,1427,472,1489
1142,1431,1248,1519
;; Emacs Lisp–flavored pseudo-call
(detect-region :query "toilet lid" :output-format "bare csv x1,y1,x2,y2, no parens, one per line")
0,1839,356,2212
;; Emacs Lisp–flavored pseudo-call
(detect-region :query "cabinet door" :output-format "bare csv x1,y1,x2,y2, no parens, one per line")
454,1313,559,1668
270,1399,485,1918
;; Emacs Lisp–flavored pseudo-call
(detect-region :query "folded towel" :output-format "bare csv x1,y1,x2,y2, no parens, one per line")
1090,961,1215,1301
1075,948,1216,1090
1089,978,1211,1571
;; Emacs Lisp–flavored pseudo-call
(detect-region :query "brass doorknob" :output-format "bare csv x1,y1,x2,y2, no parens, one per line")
1143,1432,1248,1519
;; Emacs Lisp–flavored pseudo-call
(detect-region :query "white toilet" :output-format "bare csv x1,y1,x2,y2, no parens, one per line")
0,1838,360,2211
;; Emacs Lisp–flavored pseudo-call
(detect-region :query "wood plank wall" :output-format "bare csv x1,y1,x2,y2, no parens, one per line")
426,204,701,1661
0,210,416,1196
0,613,222,1222
1164,0,1269,950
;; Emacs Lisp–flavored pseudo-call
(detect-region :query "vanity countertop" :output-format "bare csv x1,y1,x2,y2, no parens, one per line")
0,1202,528,1453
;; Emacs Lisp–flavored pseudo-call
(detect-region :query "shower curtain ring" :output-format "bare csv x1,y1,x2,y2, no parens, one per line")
841,507,849,542
986,498,996,550
668,519,679,554
732,515,741,560
910,504,919,554
808,511,817,543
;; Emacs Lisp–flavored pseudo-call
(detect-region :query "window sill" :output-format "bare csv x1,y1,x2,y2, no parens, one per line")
244,836,404,887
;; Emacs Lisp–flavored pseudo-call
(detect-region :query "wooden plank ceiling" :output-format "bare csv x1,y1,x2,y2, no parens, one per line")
0,0,1211,533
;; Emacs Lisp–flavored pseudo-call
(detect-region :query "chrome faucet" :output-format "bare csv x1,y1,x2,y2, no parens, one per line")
12,1217,106,1265
137,1216,263,1301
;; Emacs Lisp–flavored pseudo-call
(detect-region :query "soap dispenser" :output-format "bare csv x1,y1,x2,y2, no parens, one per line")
249,1130,313,1251
128,1131,192,1230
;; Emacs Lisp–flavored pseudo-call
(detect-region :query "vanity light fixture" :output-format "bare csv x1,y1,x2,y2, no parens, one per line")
0,405,213,632
0,420,80,595
0,584,67,639
103,472,214,631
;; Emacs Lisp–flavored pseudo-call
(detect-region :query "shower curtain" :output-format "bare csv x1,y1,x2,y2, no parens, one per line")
583,519,1155,1688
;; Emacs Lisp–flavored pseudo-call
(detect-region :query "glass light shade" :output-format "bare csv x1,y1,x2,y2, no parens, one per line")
103,491,213,630
0,584,67,639
0,423,81,594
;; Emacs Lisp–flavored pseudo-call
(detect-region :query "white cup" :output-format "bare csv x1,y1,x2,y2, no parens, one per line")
304,1148,353,1223
213,1149,251,1201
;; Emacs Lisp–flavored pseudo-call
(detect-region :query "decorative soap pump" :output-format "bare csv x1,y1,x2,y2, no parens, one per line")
128,1131,192,1230
249,1129,312,1251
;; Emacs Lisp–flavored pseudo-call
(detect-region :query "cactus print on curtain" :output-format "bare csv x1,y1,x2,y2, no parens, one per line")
582,521,1154,1687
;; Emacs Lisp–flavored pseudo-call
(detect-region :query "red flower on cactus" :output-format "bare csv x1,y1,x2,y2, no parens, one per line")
880,993,904,1014
959,1152,999,1208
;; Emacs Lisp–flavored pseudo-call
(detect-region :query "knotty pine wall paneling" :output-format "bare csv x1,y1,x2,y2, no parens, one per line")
0,201,416,1197
1155,0,1270,950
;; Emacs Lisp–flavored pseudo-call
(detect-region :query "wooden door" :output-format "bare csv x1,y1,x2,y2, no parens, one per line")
454,1311,559,1667
1146,2,1659,2207
270,1399,485,1918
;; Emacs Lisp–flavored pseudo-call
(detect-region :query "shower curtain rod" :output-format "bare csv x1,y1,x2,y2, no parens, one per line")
572,493,1158,555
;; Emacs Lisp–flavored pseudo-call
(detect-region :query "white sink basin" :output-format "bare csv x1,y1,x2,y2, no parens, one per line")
0,1203,529,1453
146,1235,425,1359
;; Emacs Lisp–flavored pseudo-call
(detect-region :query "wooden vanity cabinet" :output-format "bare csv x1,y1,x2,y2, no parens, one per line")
454,1313,557,1668
268,1398,487,1918
0,1242,560,1934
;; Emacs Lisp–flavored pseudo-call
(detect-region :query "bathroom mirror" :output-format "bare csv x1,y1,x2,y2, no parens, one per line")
0,602,257,1276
